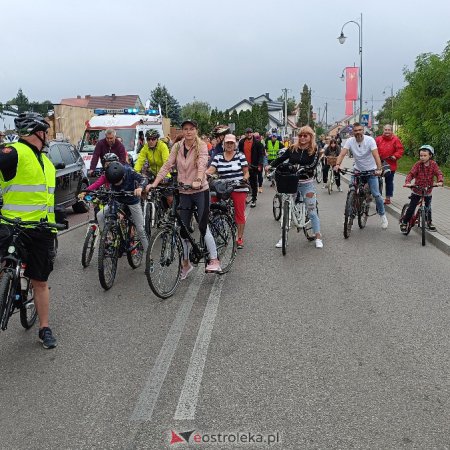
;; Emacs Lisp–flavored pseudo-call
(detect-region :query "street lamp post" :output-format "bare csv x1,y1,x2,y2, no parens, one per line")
338,13,363,122
382,84,394,124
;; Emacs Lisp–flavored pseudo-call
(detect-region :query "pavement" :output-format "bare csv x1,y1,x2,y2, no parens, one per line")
340,156,450,255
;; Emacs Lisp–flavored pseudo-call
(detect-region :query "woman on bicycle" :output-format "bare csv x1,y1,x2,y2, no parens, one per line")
322,139,342,191
268,125,323,249
400,145,443,232
206,134,249,249
80,154,149,251
148,119,221,278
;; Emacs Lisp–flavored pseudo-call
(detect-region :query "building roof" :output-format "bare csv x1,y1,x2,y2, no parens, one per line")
228,93,283,113
60,94,143,110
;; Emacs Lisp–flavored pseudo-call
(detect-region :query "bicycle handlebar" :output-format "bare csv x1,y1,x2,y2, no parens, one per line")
339,168,380,176
0,215,67,230
403,184,439,189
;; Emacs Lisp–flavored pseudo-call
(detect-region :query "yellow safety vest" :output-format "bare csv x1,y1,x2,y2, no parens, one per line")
0,141,56,228
267,140,282,160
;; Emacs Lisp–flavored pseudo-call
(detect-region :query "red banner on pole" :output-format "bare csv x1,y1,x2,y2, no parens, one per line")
345,100,353,116
345,67,358,101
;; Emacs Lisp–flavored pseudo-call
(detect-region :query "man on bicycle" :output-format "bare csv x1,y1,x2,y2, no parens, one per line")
0,112,57,348
134,129,170,178
334,123,389,229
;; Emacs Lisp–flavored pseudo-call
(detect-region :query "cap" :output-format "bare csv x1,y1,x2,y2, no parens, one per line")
181,119,198,129
245,128,253,133
224,134,236,143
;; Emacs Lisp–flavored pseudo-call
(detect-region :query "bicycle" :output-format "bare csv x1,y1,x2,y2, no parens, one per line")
325,156,338,195
267,166,282,221
0,216,66,332
341,169,381,239
86,190,144,290
145,183,236,299
81,194,104,268
400,185,438,246
143,180,172,238
274,166,317,256
313,160,323,184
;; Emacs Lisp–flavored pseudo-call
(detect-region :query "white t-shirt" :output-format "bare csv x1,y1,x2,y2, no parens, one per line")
344,136,377,171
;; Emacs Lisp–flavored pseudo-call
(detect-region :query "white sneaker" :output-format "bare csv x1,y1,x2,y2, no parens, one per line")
380,214,388,229
315,239,323,248
322,184,326,189
275,238,283,248
338,187,343,192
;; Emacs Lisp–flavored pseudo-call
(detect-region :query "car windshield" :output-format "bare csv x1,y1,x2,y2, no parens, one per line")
80,129,136,153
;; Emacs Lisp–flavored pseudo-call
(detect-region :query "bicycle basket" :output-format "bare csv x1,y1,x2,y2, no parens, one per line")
209,180,234,200
275,171,299,194
326,156,338,167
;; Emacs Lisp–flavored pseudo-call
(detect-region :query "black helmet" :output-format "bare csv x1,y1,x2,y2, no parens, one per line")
102,152,119,164
105,161,125,184
15,112,50,136
145,129,160,140
213,125,230,137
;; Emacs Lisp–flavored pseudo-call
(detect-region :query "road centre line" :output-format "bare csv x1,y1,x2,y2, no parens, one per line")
130,269,205,422
174,274,225,420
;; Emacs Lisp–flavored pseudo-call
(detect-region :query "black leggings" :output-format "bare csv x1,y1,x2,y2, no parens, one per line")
179,190,210,239
322,163,341,186
403,193,432,223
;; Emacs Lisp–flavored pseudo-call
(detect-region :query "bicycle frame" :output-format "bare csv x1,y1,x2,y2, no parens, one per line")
280,192,309,231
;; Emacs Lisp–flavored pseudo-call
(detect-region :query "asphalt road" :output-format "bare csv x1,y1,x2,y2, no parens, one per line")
1,181,449,449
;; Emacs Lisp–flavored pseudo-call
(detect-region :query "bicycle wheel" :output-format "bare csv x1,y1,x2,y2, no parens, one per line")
344,190,355,239
146,227,182,299
20,281,37,329
272,193,282,221
358,196,368,229
98,222,119,290
281,200,290,255
144,201,154,238
127,224,144,269
400,203,412,235
81,225,97,268
314,164,323,184
303,204,318,241
209,214,236,273
0,271,14,331
421,207,426,246
327,169,333,195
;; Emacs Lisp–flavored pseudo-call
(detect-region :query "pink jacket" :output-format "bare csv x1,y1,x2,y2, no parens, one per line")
156,138,209,194
87,174,109,190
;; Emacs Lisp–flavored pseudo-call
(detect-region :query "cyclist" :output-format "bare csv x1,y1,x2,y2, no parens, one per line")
208,125,230,166
81,155,149,251
0,112,57,348
147,119,221,278
322,139,342,191
206,134,250,249
268,125,323,249
134,129,170,178
334,122,388,229
400,145,443,232
89,128,127,177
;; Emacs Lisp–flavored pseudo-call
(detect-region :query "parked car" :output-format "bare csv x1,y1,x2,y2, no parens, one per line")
46,140,90,222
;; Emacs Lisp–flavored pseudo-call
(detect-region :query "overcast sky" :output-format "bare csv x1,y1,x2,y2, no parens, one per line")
1,0,449,124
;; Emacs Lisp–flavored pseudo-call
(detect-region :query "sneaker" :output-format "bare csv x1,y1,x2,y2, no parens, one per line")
237,238,244,249
180,263,194,280
258,187,263,193
39,327,57,349
427,222,437,232
245,198,251,204
322,184,326,189
380,214,388,229
400,222,408,233
315,239,323,249
205,258,221,273
250,200,256,208
275,238,283,248
384,198,391,205
338,186,343,192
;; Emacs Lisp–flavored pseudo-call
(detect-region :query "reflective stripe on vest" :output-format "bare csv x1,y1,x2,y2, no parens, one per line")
0,142,56,225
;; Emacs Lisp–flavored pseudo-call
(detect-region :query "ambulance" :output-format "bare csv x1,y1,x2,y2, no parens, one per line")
79,107,164,173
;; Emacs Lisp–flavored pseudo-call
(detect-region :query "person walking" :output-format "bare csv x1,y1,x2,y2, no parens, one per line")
375,124,404,204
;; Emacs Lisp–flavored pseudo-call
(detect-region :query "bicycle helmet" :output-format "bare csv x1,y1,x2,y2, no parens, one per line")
103,152,119,164
14,112,50,136
105,161,125,184
213,125,230,137
419,144,435,156
145,129,160,139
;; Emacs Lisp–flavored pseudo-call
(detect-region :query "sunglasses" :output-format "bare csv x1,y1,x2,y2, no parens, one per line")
299,134,310,138
147,137,157,140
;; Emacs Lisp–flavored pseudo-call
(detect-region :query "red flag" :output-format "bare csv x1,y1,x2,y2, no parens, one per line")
345,67,358,101
345,100,353,116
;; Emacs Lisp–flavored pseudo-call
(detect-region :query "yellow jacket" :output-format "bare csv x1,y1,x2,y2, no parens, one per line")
134,140,170,175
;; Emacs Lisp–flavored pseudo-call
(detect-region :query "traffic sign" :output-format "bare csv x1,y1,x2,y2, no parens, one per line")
361,114,369,126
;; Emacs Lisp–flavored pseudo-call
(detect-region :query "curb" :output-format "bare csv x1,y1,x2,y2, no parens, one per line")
340,173,450,256
58,219,89,236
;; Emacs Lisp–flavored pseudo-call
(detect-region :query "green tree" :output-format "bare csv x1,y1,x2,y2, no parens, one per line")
230,110,239,135
297,84,314,127
385,42,450,163
259,101,269,134
277,95,297,115
7,88,30,113
150,83,181,125
181,100,211,135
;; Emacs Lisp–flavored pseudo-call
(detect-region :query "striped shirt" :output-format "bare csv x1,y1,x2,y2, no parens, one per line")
211,152,249,192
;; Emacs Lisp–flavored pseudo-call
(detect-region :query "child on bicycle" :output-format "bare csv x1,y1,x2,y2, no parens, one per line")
400,145,443,232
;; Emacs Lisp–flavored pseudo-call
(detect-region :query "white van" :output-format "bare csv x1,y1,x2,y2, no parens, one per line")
79,108,164,172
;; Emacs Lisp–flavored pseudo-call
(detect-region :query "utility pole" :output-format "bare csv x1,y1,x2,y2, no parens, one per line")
325,102,328,129
307,87,312,125
282,88,288,137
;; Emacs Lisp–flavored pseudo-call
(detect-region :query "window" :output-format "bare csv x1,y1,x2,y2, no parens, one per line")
47,145,64,166
58,143,76,165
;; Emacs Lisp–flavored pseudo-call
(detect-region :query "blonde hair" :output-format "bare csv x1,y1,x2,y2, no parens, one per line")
173,135,202,168
292,126,317,156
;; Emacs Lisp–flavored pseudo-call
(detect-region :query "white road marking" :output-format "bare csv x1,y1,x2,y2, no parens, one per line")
174,274,225,420
130,269,205,421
